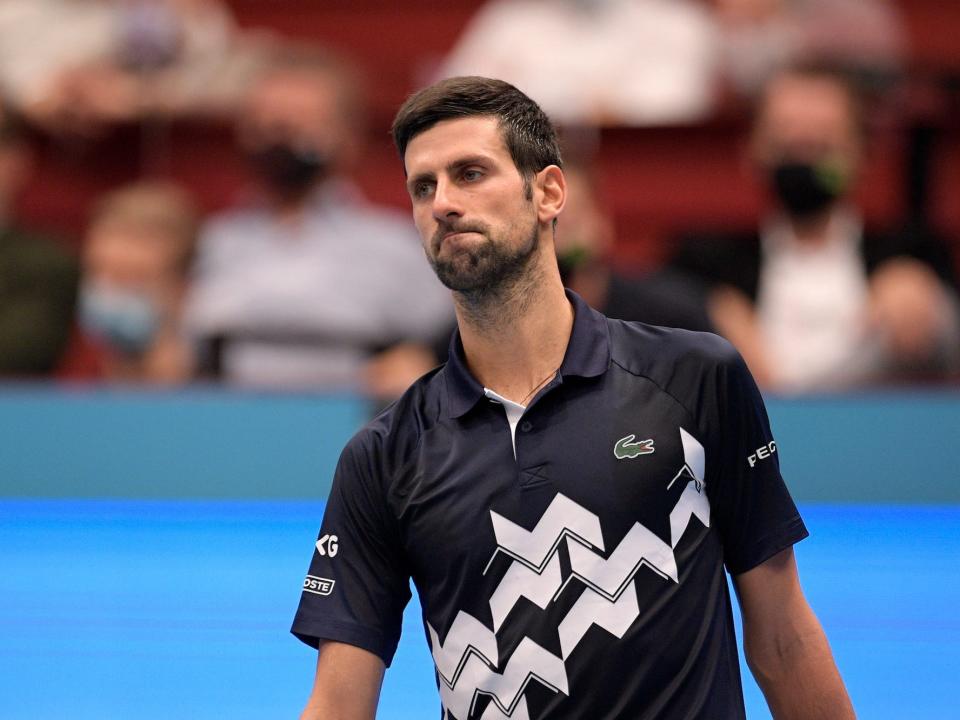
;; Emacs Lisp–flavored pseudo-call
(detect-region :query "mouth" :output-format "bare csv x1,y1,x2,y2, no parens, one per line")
435,229,483,252
442,230,481,241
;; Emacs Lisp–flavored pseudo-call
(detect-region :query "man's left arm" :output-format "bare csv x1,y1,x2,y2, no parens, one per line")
734,547,856,720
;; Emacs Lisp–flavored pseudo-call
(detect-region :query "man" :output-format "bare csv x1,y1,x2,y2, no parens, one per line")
439,0,717,125
292,77,855,719
0,101,77,376
0,0,258,136
674,63,959,391
185,44,451,390
72,182,197,384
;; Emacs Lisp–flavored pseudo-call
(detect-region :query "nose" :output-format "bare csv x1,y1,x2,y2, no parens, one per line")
431,178,463,223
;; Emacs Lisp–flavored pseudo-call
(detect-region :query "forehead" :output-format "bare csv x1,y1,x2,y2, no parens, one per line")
403,116,510,174
246,70,339,119
86,223,181,275
759,75,856,140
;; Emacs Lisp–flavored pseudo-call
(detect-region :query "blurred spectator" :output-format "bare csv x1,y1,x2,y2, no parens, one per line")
184,45,452,391
556,163,714,331
0,102,78,376
673,65,960,391
0,0,265,136
72,181,197,384
713,0,906,100
439,0,718,125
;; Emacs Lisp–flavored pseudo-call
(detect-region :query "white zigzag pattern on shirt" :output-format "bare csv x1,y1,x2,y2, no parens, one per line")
428,427,709,719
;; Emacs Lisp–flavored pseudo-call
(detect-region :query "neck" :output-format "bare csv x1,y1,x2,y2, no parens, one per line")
266,184,322,223
785,203,840,247
455,260,574,405
271,198,310,224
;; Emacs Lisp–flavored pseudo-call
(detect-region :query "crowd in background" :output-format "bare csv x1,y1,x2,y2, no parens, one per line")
1,0,958,396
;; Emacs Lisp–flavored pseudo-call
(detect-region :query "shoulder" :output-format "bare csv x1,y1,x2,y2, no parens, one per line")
1,226,77,279
327,193,412,234
346,201,412,231
606,319,751,424
608,318,739,380
673,229,761,270
671,229,763,299
338,366,447,482
323,196,424,255
197,207,268,245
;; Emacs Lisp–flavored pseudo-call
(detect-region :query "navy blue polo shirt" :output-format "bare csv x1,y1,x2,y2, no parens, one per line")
292,291,808,720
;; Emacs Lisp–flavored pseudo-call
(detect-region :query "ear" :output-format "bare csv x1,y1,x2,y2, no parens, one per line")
535,165,566,226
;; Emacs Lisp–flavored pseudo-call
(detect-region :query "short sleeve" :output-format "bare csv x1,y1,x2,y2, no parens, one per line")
290,435,411,666
707,347,809,575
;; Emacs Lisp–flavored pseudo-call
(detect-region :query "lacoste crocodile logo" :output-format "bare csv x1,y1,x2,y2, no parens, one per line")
614,434,655,459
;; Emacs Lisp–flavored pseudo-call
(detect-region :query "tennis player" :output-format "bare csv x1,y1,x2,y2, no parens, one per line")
292,76,855,719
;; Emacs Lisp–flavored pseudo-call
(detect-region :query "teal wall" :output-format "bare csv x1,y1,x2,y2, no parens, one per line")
0,388,367,499
0,386,957,503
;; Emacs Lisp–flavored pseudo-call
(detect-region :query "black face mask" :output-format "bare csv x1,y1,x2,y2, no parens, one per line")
769,160,848,220
246,142,328,199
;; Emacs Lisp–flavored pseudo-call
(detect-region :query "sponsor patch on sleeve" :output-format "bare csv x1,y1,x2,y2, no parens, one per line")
302,575,335,596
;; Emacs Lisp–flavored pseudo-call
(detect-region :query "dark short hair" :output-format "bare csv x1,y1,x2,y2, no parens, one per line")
391,76,562,176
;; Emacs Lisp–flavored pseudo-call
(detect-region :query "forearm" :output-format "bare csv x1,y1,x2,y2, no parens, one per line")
300,641,384,720
746,607,855,720
300,694,375,720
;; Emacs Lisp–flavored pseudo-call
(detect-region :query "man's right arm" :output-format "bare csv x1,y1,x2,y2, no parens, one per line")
300,641,386,720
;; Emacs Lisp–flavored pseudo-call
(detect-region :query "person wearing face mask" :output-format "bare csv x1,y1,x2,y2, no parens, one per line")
673,63,960,391
70,182,197,384
184,44,452,391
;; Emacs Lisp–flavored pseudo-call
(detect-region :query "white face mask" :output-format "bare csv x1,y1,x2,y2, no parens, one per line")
79,282,160,356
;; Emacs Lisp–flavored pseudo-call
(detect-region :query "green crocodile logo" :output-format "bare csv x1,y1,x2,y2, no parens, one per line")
614,434,655,459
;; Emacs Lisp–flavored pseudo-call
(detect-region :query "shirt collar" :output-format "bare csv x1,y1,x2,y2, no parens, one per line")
444,289,611,419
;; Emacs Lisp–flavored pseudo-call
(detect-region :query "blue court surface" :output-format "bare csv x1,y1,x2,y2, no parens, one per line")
1,500,957,719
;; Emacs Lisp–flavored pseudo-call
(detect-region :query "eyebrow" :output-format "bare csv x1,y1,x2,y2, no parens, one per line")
407,154,493,190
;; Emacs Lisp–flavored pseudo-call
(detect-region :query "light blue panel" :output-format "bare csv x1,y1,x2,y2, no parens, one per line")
765,392,960,503
0,500,322,719
730,504,960,719
0,387,368,499
1,501,957,719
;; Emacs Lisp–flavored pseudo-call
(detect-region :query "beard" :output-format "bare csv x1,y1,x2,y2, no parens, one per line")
427,214,540,300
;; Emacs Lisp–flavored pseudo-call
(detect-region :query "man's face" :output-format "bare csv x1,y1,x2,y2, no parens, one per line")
753,74,861,173
84,221,181,296
403,116,540,293
238,69,349,165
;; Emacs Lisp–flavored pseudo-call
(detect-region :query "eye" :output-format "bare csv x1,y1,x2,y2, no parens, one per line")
411,180,434,200
462,168,484,182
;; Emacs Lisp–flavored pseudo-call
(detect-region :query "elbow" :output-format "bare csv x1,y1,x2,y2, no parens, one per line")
744,624,822,685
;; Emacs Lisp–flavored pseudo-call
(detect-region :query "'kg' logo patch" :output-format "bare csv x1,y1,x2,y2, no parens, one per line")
614,434,655,459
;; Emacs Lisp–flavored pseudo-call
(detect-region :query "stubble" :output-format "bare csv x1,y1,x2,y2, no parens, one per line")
427,212,542,329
